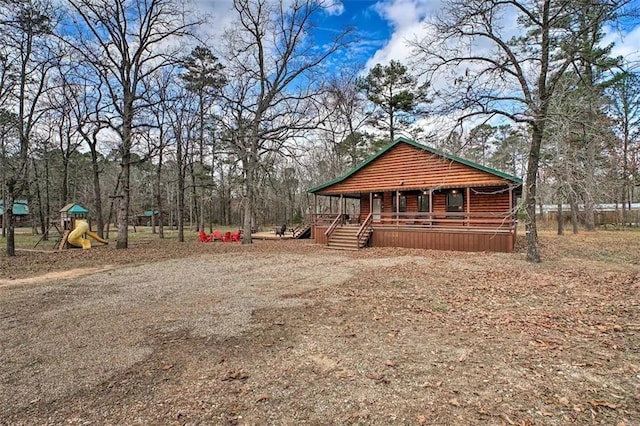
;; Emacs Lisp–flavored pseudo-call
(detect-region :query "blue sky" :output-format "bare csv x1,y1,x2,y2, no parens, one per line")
314,0,640,71
201,0,640,73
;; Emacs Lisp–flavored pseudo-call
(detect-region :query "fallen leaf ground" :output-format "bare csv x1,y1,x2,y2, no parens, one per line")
0,228,638,425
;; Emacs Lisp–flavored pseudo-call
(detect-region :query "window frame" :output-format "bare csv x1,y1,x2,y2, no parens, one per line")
392,192,407,213
418,194,430,212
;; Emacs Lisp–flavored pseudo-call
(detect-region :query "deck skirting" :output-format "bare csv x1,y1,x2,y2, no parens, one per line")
313,225,515,253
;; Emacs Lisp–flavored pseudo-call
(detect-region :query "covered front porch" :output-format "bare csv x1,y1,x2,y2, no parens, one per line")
311,185,519,252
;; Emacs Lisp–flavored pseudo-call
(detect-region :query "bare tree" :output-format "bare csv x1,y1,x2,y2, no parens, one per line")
65,0,196,249
219,0,352,243
322,70,370,170
411,0,631,262
1,0,59,255
66,74,111,238
607,70,640,224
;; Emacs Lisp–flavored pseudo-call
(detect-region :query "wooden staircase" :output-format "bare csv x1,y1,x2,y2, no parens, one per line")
292,223,311,239
327,224,372,251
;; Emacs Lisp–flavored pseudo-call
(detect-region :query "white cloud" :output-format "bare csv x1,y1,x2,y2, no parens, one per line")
603,24,640,67
364,0,439,69
324,1,345,16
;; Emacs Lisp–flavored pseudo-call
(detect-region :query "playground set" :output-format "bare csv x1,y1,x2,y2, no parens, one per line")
34,203,108,250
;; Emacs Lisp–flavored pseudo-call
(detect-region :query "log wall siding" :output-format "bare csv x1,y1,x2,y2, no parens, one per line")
317,143,511,195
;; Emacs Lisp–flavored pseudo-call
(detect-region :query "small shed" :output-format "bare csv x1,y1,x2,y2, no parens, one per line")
0,200,30,226
60,203,90,230
135,209,159,226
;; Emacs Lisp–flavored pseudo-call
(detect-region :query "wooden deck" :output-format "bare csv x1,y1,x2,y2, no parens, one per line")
251,231,293,240
313,223,516,253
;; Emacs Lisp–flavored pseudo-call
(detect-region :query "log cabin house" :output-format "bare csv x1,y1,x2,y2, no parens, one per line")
308,137,522,252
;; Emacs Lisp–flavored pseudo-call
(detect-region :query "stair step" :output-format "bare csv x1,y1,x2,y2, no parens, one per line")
328,239,358,246
332,237,357,241
326,245,358,251
326,224,373,251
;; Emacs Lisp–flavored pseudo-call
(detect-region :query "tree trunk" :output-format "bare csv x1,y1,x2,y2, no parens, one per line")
569,191,579,234
32,158,47,238
90,145,104,238
188,161,200,231
117,94,134,249
155,143,164,239
241,151,256,244
583,194,595,231
5,179,16,256
116,161,131,248
557,201,564,236
524,125,543,263
177,133,185,243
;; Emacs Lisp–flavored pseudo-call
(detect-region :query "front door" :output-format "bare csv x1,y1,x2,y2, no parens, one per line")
372,197,381,222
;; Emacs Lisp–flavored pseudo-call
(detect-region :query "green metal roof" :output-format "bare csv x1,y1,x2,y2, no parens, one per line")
0,200,29,215
308,136,523,193
142,210,159,217
67,204,89,214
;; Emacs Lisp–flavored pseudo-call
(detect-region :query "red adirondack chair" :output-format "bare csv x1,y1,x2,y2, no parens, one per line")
222,231,232,242
231,230,242,242
198,230,212,242
212,230,223,242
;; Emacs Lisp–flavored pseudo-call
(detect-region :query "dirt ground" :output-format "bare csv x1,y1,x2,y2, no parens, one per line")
0,231,639,425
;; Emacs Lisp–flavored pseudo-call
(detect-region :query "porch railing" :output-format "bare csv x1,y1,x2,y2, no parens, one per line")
373,211,516,232
356,213,373,247
311,211,516,233
324,213,344,240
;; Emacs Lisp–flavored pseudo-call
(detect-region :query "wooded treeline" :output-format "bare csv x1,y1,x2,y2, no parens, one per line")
1,0,638,261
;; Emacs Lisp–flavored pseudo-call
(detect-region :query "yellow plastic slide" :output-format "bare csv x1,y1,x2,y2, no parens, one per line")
67,220,108,249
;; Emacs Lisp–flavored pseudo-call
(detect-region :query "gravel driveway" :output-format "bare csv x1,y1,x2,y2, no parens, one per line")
2,236,638,425
1,250,425,424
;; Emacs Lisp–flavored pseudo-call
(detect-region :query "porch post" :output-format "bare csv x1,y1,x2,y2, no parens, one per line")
509,186,514,228
466,187,471,226
339,194,343,216
369,192,373,222
329,197,333,214
314,194,317,215
396,191,400,225
429,189,433,227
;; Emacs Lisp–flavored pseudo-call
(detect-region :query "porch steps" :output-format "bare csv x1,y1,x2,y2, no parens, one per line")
293,223,311,239
327,225,371,251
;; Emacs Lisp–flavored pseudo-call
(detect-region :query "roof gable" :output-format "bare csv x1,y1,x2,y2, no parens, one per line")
60,203,89,214
309,137,522,194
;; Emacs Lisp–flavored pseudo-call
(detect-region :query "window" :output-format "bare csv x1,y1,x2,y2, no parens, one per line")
418,194,430,212
392,192,406,212
446,189,464,213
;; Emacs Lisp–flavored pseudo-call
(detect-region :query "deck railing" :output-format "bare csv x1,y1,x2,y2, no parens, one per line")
311,211,516,233
356,213,373,247
311,213,339,226
324,213,345,240
374,211,516,232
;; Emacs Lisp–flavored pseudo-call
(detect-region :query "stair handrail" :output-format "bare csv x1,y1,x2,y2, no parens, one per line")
324,213,344,240
356,212,373,245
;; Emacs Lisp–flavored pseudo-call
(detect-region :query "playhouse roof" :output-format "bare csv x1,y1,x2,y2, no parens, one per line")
0,200,29,216
308,136,522,194
60,203,89,214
